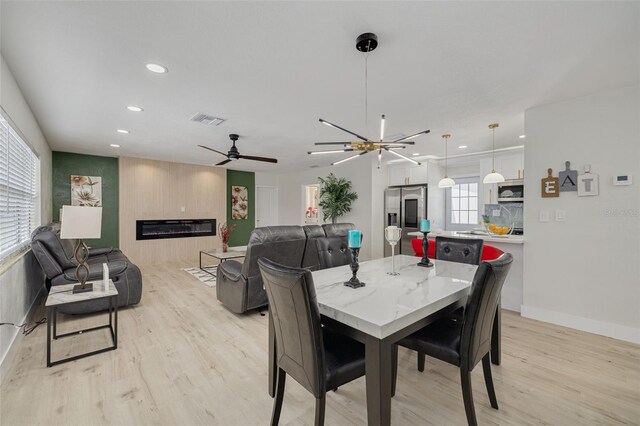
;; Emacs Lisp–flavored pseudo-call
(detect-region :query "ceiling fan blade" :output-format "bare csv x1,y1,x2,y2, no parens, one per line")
391,130,430,143
331,151,368,166
384,147,421,165
198,145,228,156
314,142,352,146
238,155,278,164
308,149,354,155
216,159,232,166
319,118,371,142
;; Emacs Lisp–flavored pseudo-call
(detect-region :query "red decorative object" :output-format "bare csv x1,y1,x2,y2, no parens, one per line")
481,245,504,261
411,238,435,258
218,222,237,252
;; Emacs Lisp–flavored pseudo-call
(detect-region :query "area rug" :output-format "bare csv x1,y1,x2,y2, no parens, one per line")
182,266,217,287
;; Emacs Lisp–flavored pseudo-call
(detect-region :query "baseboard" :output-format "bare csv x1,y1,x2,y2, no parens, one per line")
521,305,640,344
0,286,46,385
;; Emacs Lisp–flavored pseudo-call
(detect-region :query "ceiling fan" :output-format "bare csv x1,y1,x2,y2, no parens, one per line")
198,134,278,166
308,33,430,166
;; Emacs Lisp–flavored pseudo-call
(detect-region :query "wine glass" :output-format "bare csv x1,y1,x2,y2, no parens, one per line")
385,226,402,275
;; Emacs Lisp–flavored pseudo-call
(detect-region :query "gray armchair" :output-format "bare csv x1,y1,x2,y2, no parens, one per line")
31,223,143,314
216,226,307,314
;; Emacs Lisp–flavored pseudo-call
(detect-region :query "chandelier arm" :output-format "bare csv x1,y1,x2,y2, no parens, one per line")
308,149,354,154
319,119,371,142
391,130,430,143
384,147,421,165
314,142,353,146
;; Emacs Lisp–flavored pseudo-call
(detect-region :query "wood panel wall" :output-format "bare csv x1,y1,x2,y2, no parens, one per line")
119,157,226,264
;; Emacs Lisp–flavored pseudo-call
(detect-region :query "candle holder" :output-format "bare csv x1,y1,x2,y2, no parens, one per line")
344,247,365,289
417,232,434,267
385,226,402,276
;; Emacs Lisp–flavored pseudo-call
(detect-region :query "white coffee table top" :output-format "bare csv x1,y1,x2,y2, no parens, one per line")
201,248,246,259
46,280,118,307
312,255,477,339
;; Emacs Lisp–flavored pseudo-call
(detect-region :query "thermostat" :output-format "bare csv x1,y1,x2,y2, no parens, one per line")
613,175,632,186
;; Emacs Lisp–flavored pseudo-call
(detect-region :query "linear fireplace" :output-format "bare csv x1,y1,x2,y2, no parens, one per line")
136,219,216,241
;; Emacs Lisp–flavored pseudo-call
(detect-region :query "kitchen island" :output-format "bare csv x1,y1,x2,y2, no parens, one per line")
409,230,524,312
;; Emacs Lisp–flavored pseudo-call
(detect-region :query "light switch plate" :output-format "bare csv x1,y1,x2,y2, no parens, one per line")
613,175,632,186
539,210,549,222
555,210,566,222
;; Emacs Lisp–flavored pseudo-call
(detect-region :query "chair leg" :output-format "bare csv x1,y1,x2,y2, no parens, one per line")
417,351,425,372
271,368,286,426
482,354,499,409
391,345,398,397
314,394,326,426
460,368,478,426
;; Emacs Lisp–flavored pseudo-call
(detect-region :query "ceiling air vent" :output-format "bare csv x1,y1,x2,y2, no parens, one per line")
189,113,226,126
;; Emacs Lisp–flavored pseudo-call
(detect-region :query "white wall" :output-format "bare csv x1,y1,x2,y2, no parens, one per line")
522,84,640,343
258,158,377,260
0,53,52,381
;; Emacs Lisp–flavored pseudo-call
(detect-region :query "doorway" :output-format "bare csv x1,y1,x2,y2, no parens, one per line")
256,186,278,227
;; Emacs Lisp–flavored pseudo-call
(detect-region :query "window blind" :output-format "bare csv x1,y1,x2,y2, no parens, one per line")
0,113,39,261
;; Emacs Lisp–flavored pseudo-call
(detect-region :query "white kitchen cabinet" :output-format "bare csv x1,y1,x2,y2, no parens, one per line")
388,163,428,186
498,153,524,180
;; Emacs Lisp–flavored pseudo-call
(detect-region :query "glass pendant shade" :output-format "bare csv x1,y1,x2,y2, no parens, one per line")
438,177,456,188
483,171,505,184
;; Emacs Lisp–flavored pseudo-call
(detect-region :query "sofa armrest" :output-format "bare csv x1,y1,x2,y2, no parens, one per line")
60,260,128,283
88,247,114,257
218,260,243,281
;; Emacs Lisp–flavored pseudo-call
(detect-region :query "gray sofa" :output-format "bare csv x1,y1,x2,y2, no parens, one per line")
31,223,143,314
216,223,354,314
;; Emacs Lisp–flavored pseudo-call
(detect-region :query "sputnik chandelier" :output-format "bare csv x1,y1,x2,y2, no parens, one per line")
308,33,430,167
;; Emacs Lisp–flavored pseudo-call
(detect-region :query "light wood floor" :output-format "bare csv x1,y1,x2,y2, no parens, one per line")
1,262,639,426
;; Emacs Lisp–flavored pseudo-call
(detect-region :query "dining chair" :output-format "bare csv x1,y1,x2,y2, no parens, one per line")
435,236,484,265
315,236,352,269
258,258,366,426
394,253,513,426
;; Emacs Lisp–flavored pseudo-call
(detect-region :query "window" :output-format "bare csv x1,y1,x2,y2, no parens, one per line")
445,176,480,231
0,112,39,262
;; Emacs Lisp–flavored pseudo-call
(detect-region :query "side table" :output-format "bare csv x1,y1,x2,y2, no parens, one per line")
45,280,118,367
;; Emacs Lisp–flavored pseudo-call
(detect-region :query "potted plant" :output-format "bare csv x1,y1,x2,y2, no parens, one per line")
218,222,237,252
318,173,358,224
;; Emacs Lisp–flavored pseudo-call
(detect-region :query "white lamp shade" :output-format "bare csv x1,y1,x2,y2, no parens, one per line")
483,172,506,184
60,206,103,239
438,177,456,188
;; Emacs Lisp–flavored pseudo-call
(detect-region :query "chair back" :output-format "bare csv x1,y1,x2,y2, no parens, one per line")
31,223,78,278
435,236,484,265
315,237,352,269
241,226,306,279
460,253,513,369
258,258,325,398
322,223,355,238
302,225,325,271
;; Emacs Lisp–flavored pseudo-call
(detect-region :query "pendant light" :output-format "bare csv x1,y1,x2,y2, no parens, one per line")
483,123,505,184
438,134,455,188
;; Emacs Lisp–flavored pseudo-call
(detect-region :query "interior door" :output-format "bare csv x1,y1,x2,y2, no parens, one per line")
256,186,278,228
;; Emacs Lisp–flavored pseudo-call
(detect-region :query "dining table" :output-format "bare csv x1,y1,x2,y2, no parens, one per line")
268,255,497,426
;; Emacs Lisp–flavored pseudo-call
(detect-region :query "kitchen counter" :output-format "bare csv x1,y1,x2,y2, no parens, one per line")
408,230,524,244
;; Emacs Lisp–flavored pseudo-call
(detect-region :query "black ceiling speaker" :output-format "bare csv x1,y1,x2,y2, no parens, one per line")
356,33,378,52
198,134,278,166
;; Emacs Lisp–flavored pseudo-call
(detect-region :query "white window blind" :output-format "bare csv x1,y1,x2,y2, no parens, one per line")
0,113,39,261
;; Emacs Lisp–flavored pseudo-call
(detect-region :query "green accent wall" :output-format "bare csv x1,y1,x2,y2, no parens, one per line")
52,152,119,249
226,169,255,247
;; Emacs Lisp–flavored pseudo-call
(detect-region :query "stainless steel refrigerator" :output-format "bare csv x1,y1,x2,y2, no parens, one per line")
383,186,427,257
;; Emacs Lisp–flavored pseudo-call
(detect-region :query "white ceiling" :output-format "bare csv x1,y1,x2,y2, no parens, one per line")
1,1,638,172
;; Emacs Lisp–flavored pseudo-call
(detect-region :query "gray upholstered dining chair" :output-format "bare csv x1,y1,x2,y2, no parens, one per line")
435,236,484,265
315,237,352,269
258,258,366,426
394,254,513,426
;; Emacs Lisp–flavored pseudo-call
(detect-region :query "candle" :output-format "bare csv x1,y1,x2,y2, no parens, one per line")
420,219,431,233
348,230,362,248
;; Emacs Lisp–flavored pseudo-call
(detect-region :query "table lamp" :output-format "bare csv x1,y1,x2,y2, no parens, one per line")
60,205,103,293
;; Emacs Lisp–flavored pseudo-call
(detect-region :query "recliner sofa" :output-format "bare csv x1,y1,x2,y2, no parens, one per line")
31,223,143,314
216,223,354,314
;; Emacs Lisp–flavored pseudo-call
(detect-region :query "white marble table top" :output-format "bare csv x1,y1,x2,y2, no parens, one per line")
201,248,247,259
46,280,118,307
312,255,477,339
407,230,524,245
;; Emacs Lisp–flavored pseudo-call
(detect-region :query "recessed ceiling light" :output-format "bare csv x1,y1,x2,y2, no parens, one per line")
458,145,468,149
117,129,129,134
412,153,420,156
127,105,143,112
145,63,168,73
519,134,526,139
110,144,120,148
